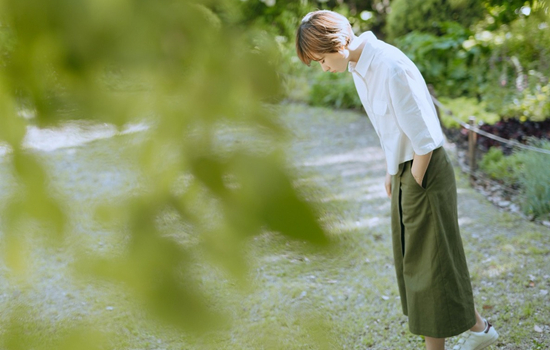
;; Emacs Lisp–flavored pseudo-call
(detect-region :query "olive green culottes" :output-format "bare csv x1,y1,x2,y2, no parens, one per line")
390,147,476,338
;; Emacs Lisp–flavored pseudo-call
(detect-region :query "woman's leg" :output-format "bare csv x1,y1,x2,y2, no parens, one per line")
470,309,486,332
424,336,445,350
424,310,489,349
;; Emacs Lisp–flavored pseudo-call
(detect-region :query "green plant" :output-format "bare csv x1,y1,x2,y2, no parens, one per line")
0,25,15,67
386,0,484,40
478,139,550,219
478,147,522,184
503,82,550,122
309,72,362,109
483,0,540,28
394,22,491,98
516,139,550,218
237,0,382,41
388,1,550,123
276,40,318,103
439,97,500,129
477,5,550,119
0,0,329,348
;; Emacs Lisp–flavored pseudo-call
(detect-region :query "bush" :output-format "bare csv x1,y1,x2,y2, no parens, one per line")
500,81,550,122
389,1,550,124
394,21,493,98
478,147,522,184
492,11,550,78
478,139,550,219
276,40,316,103
309,72,362,109
438,97,500,129
516,139,550,218
238,1,382,41
386,0,484,40
473,6,550,120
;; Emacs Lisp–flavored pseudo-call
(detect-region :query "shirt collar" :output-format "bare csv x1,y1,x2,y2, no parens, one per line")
348,31,380,77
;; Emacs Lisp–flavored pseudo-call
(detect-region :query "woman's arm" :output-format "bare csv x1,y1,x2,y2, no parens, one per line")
411,151,433,187
386,150,433,196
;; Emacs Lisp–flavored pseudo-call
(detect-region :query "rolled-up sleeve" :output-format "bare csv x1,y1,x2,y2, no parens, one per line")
388,67,443,155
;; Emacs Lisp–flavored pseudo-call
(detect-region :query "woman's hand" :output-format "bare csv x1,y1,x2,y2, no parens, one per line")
411,167,424,187
385,172,392,198
411,151,433,187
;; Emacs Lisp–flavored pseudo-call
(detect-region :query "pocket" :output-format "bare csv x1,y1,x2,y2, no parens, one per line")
409,163,428,190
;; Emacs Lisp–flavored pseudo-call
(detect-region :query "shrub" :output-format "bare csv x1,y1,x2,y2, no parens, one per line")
476,6,550,120
277,40,316,103
501,82,550,122
394,22,491,98
492,11,550,78
309,72,362,109
389,1,550,124
478,139,550,219
386,0,484,40
516,139,550,218
238,0,313,39
478,147,522,184
438,97,500,129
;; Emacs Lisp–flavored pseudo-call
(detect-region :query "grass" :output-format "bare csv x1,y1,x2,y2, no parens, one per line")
0,103,549,349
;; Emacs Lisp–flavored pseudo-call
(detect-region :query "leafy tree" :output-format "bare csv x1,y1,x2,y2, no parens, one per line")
484,0,538,28
237,0,389,39
386,0,485,40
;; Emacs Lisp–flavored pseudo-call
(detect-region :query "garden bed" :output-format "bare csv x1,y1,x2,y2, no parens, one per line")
442,116,550,224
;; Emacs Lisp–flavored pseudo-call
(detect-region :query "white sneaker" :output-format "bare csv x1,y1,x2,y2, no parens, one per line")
452,320,499,350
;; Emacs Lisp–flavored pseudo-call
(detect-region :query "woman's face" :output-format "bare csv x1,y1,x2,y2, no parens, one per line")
316,49,350,73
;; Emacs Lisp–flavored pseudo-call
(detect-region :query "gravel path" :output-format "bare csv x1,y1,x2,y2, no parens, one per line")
279,103,550,349
0,103,548,349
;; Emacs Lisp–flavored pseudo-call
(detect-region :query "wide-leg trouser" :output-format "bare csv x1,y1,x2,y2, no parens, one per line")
390,147,476,338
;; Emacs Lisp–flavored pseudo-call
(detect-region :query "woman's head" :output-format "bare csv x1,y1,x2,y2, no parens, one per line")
295,10,353,67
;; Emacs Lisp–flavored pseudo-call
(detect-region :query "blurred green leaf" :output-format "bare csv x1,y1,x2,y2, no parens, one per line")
0,0,330,346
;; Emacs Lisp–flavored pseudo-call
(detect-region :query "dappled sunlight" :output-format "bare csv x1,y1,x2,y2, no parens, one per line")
300,147,385,167
23,122,148,152
356,180,389,201
340,166,370,177
482,263,510,278
477,255,515,278
319,177,387,204
331,216,391,233
0,122,148,155
458,217,474,226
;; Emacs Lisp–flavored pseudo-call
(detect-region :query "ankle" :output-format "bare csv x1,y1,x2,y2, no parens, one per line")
470,319,486,333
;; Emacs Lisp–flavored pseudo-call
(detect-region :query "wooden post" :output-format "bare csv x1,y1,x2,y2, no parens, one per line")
468,116,478,180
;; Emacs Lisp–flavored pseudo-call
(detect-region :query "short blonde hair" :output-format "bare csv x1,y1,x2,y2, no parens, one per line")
295,10,353,66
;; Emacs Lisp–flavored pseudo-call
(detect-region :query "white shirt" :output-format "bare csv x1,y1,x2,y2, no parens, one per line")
348,32,444,175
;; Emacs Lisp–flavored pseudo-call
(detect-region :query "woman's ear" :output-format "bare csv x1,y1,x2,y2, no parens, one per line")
339,46,350,58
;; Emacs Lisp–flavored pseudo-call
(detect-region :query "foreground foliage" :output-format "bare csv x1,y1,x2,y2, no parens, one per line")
0,0,329,348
